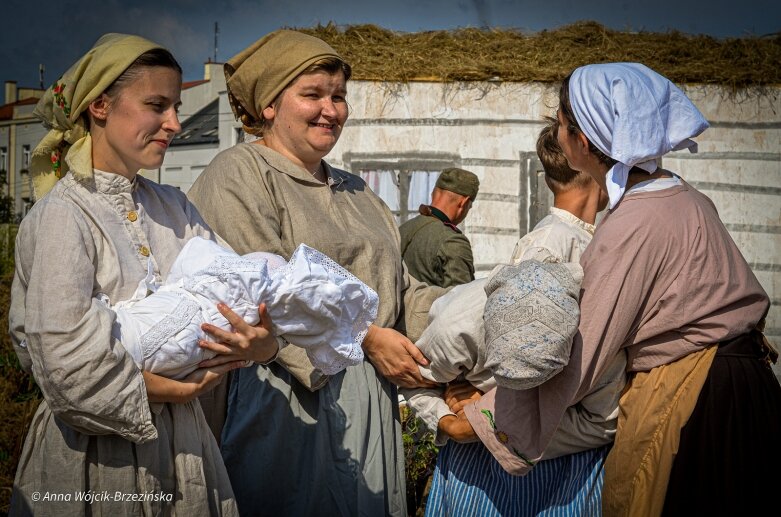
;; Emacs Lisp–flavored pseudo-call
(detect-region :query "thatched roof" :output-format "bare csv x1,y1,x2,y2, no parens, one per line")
298,22,781,89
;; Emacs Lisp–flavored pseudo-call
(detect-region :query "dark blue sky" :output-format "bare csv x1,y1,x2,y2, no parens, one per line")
2,0,779,89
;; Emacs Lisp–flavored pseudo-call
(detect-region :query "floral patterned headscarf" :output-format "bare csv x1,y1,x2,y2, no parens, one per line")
30,33,164,199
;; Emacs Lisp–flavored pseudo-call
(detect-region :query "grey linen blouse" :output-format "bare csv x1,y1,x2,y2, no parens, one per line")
9,170,238,516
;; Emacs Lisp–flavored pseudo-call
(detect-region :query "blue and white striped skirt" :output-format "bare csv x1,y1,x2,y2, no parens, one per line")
425,441,608,517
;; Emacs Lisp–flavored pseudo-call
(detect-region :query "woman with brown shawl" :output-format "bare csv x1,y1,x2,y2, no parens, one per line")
187,30,440,516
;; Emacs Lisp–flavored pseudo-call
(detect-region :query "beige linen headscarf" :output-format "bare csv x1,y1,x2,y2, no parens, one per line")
31,33,164,199
224,30,343,132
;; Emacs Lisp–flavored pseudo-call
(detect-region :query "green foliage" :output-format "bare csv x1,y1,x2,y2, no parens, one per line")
0,274,42,513
401,404,439,516
0,194,14,226
0,225,17,277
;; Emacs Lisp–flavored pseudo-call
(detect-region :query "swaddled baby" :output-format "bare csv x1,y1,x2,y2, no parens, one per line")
108,237,378,379
401,255,627,455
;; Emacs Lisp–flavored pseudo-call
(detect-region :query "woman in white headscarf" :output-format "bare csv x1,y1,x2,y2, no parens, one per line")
446,63,781,517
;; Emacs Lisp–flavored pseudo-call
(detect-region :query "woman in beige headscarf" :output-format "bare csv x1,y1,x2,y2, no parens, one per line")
9,33,278,516
187,30,441,517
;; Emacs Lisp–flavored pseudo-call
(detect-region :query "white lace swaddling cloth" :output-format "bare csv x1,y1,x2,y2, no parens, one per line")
112,237,378,379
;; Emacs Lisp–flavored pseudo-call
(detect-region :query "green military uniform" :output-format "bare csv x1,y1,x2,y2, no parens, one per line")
400,205,475,288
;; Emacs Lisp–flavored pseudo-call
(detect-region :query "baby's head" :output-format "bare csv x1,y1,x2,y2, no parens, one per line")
243,251,287,272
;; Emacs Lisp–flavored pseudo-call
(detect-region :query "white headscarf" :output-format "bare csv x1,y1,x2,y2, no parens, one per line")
568,62,710,208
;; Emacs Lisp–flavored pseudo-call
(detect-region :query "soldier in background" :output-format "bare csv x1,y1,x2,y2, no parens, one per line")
399,168,480,288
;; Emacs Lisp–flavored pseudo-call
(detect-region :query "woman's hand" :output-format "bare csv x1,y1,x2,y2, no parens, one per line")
438,411,479,443
198,302,279,366
444,382,483,414
362,324,438,389
143,360,244,404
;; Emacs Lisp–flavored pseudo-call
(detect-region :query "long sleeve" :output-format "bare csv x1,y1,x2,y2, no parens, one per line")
402,278,494,445
397,266,449,343
464,185,769,475
463,198,673,474
13,198,157,443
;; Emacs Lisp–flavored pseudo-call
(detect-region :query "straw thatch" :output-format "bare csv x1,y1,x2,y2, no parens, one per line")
298,22,781,89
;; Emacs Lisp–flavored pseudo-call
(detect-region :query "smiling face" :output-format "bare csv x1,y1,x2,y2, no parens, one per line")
90,66,182,177
261,70,348,173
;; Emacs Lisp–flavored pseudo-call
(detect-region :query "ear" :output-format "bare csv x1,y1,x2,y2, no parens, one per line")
576,131,591,156
458,195,471,210
88,94,110,121
261,104,276,123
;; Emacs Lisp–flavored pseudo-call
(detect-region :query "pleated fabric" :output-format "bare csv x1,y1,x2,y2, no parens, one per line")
425,441,608,517
662,332,781,516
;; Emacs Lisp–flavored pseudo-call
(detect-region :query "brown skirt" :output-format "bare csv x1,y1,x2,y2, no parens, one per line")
662,331,781,516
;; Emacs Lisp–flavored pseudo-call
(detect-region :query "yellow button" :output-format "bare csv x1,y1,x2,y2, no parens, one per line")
127,211,138,222
139,246,150,257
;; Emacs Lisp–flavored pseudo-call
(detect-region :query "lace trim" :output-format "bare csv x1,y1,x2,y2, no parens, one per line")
183,255,266,291
290,244,379,344
139,296,200,359
286,244,378,374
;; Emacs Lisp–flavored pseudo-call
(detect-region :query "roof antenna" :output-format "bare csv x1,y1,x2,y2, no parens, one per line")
213,22,219,63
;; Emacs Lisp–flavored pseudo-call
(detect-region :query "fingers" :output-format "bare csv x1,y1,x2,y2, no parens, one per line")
257,303,274,330
198,354,242,368
402,339,429,366
449,399,472,414
198,338,233,355
393,369,438,389
216,302,250,331
209,360,246,375
200,322,237,345
418,377,439,388
444,382,480,401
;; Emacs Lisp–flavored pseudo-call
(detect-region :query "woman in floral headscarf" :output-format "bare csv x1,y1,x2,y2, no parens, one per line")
9,33,278,516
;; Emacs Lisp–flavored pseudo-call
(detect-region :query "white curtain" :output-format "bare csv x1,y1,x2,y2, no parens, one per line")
408,170,439,210
360,170,400,212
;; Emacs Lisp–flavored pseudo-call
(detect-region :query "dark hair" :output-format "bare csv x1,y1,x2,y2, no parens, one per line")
103,48,182,99
536,116,585,190
558,74,617,169
243,56,352,137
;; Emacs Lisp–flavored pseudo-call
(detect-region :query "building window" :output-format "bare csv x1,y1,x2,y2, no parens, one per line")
0,146,7,191
359,169,440,224
22,144,31,169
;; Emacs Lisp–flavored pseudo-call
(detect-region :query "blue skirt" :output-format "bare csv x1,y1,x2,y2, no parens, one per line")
425,441,608,517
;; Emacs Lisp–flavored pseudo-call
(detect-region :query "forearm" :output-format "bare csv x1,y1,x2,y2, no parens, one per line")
143,371,197,404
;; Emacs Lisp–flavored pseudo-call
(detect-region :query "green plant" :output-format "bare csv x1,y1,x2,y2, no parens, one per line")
0,274,42,514
0,225,17,277
400,404,439,517
0,195,15,226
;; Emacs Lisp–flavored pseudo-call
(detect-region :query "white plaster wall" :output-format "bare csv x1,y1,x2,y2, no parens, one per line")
325,81,781,354
209,80,781,357
179,63,226,123
159,145,219,192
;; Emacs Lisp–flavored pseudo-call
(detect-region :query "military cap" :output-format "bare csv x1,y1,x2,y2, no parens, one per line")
435,168,480,200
